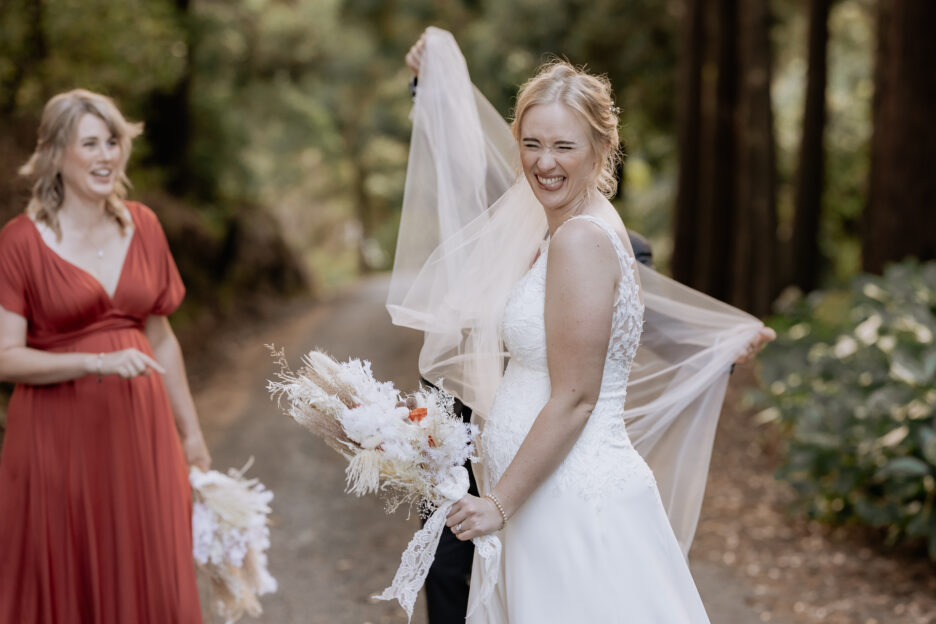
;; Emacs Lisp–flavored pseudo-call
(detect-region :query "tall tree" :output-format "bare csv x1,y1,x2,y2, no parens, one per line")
698,0,740,302
863,1,936,272
674,0,738,297
733,0,778,313
672,0,778,315
791,0,832,293
672,0,705,292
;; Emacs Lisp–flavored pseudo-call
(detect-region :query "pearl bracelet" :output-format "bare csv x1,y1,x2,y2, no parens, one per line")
485,493,508,530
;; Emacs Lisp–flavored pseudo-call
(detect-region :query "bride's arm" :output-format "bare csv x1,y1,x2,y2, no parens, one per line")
446,220,619,540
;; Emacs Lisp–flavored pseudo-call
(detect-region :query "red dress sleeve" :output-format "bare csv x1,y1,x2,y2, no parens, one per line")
131,203,186,316
0,217,32,319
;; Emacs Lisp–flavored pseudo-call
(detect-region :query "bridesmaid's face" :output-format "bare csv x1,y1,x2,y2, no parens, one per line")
60,114,121,204
518,102,597,214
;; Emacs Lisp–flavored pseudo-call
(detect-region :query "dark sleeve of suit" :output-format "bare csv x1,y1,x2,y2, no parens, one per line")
628,231,654,269
421,378,478,624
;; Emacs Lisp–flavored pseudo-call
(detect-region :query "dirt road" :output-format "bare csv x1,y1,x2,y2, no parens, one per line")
195,275,773,624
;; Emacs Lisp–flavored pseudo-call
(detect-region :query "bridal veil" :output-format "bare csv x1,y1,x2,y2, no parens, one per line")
386,27,764,554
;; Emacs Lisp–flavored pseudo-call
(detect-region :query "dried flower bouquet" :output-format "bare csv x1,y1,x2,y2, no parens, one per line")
267,347,500,620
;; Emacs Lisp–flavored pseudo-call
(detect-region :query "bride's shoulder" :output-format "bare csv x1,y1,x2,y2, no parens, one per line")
552,215,617,249
548,217,619,276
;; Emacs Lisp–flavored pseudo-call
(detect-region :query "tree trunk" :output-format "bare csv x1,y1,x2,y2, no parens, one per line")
673,0,740,298
864,1,936,272
699,0,739,302
674,0,738,300
672,0,705,287
791,0,831,292
732,0,778,316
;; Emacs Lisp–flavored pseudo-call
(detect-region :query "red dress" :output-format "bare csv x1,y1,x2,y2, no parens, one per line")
0,202,202,623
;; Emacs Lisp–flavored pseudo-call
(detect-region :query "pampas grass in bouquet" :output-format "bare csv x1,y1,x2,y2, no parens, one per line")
191,460,277,623
266,346,499,621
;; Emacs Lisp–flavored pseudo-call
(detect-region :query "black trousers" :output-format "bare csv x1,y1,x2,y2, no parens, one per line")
421,378,478,624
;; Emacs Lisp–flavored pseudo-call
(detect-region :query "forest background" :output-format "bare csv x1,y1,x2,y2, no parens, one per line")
2,0,935,561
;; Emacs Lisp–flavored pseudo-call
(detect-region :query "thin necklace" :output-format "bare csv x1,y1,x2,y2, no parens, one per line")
79,225,107,259
72,213,112,259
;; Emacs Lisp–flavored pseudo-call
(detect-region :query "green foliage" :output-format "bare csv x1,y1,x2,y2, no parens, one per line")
0,0,185,114
754,260,936,559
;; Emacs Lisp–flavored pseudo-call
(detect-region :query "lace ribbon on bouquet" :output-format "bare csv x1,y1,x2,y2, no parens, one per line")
374,465,501,620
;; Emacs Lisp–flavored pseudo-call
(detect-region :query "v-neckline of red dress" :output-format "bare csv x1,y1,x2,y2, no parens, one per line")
26,214,138,304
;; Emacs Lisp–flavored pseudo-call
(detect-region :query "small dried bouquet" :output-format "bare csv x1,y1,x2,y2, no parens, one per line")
190,461,277,623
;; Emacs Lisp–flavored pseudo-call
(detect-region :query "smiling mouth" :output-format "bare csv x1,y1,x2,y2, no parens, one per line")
91,168,113,180
536,174,565,189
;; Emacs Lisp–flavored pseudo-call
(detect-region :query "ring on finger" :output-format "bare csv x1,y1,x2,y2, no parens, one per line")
454,522,463,532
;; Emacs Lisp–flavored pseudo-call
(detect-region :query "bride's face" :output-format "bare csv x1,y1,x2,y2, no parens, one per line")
518,101,597,214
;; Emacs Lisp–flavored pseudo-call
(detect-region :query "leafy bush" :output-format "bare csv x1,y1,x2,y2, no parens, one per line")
753,260,936,559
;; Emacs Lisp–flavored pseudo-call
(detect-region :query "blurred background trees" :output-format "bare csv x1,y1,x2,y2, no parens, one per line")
5,0,924,308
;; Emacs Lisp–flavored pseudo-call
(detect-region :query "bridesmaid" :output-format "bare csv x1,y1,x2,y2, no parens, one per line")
0,89,209,622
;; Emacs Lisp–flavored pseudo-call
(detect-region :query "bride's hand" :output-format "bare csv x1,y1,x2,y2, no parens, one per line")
734,327,776,364
405,33,427,76
446,494,503,541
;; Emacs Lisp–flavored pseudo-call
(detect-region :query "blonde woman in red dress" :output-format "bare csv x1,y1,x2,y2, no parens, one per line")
0,89,209,623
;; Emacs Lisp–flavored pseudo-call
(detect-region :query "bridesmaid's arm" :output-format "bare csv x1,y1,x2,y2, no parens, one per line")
0,305,166,385
0,305,164,384
446,221,619,540
145,315,211,471
0,305,99,384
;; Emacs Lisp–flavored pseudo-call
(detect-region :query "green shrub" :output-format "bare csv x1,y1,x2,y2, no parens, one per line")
753,260,936,559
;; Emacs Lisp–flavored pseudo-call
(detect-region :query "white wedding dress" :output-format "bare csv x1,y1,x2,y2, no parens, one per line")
467,215,710,623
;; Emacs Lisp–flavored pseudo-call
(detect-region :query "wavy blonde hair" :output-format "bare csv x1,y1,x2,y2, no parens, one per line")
511,60,622,198
19,89,143,240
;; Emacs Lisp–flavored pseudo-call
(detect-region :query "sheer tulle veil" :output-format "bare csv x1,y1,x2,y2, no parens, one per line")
387,27,765,554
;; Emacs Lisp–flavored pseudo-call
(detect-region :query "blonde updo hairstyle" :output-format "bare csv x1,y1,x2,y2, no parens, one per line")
19,89,143,240
511,60,622,198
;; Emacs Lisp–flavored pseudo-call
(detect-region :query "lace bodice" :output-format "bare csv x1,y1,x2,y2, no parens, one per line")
480,215,656,503
501,216,644,375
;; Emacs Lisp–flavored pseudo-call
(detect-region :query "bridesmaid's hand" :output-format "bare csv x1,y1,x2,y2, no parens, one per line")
405,33,427,76
734,327,776,365
182,431,212,472
446,494,503,541
100,348,166,378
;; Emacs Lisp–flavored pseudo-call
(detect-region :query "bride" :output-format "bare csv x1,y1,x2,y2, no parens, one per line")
388,28,774,623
